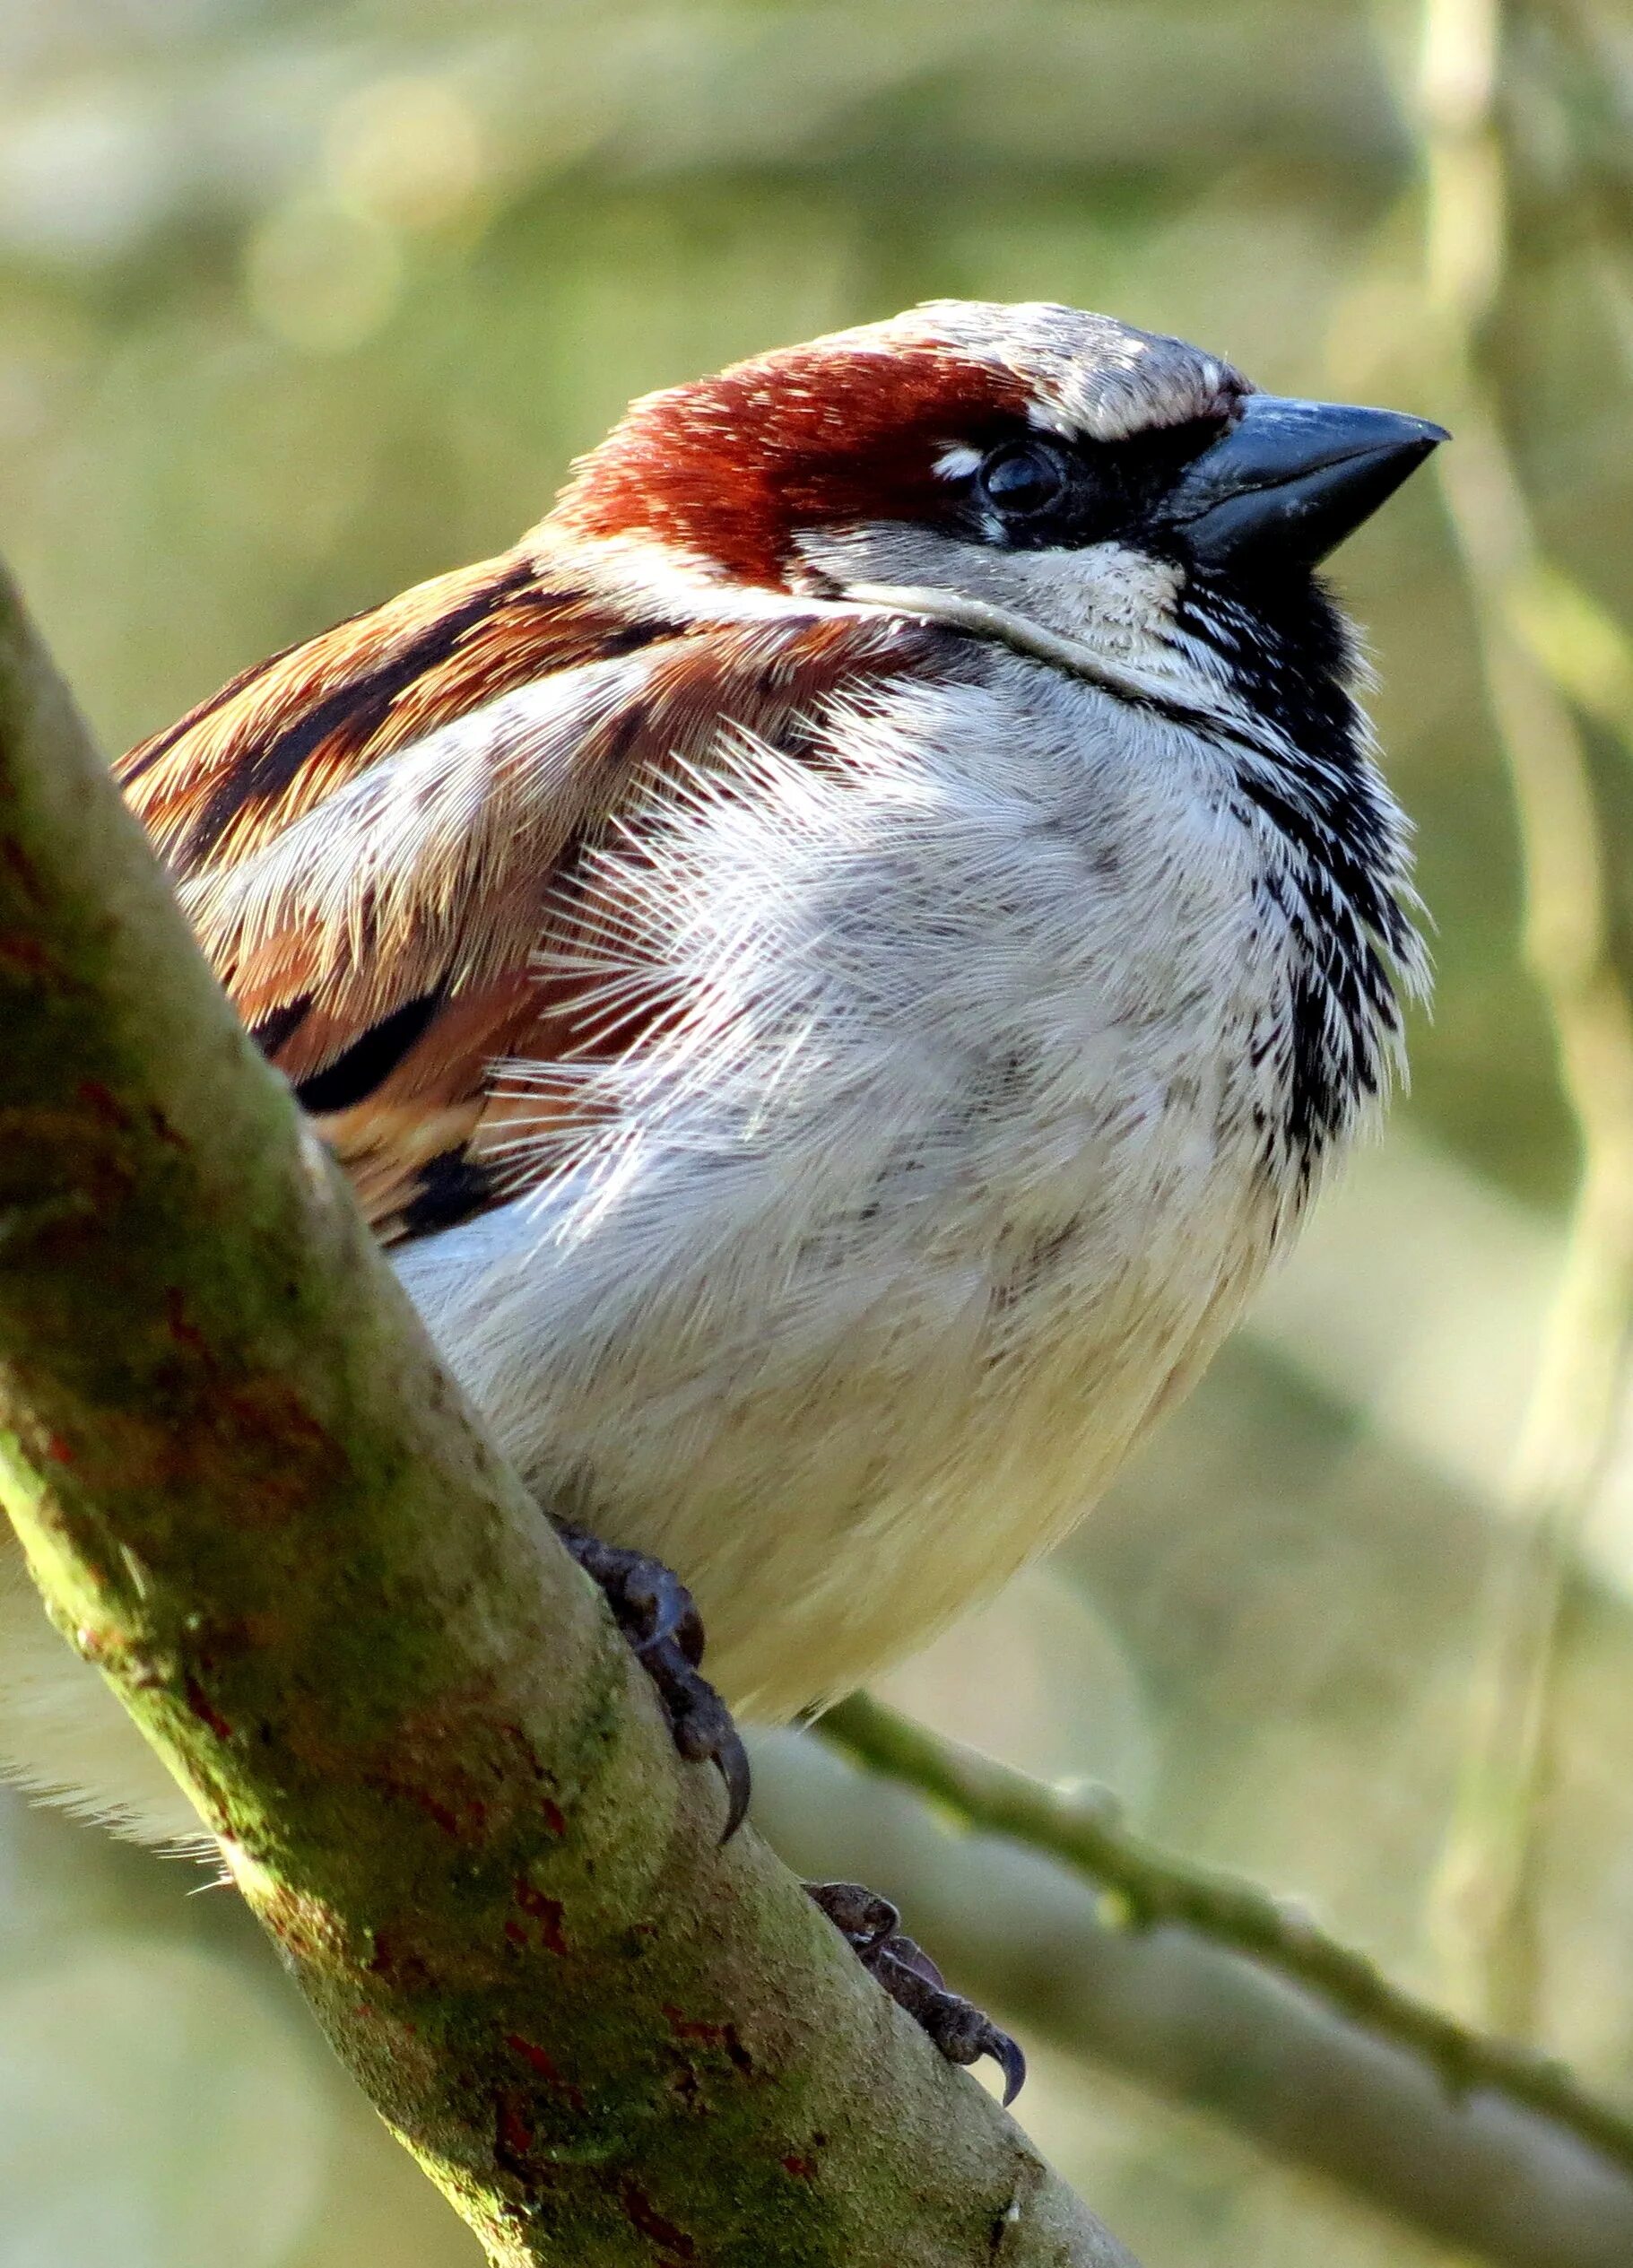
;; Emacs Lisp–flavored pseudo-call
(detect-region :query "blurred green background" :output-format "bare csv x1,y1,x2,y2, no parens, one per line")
2,2,1631,2264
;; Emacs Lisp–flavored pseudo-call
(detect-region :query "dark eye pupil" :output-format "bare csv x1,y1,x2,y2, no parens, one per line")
979,440,1068,516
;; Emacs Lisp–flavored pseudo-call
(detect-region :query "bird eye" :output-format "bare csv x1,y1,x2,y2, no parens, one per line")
977,439,1071,519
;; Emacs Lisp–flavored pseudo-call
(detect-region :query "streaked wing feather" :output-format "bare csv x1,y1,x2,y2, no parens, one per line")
120,546,943,1240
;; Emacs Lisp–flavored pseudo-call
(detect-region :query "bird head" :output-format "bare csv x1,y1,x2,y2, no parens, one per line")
549,298,1446,736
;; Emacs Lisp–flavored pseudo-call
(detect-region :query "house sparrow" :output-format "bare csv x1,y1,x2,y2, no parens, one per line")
0,300,1442,2091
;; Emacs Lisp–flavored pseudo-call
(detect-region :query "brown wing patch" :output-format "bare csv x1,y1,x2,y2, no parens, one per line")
119,548,677,880
121,561,951,1244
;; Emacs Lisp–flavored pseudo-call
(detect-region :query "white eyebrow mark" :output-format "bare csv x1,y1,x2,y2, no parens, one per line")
1025,396,1077,439
933,443,982,480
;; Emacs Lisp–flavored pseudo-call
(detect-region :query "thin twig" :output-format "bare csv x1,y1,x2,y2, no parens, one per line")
818,1691,1633,2185
1412,0,1633,2038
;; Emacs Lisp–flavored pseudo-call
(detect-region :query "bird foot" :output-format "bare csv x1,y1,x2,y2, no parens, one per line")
555,1525,751,1839
805,1880,1026,2104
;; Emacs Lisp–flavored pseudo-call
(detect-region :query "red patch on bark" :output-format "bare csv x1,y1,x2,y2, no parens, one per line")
513,1880,569,1957
216,1377,332,1456
361,1737,500,1843
0,931,59,978
74,1077,133,1130
414,1786,481,1838
620,2181,696,2259
780,2154,819,2179
366,1931,433,1994
43,1431,74,1464
163,1287,213,1364
0,837,43,895
660,2004,752,2073
556,340,1026,585
494,2091,535,2175
541,1796,568,1838
257,1881,349,1965
183,1673,233,1742
504,2031,586,2115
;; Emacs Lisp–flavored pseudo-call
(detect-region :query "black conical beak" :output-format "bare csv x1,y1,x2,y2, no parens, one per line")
1157,395,1448,572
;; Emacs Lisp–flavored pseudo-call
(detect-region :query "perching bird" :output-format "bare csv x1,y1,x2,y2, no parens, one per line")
0,300,1443,2090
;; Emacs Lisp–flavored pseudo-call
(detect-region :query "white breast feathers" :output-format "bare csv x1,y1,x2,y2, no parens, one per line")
395,647,1327,1720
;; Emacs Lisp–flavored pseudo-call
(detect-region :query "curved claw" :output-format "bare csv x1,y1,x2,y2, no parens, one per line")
905,1979,1028,2104
659,1667,751,1838
988,2027,1027,2107
714,1725,752,1842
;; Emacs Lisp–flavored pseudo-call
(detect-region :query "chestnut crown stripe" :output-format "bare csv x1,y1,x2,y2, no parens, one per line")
554,343,1037,585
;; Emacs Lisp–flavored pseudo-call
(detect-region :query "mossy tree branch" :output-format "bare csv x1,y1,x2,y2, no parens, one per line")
0,560,1134,2268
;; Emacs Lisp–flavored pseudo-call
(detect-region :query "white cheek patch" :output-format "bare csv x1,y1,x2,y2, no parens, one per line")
1048,540,1186,628
933,444,982,481
995,540,1212,691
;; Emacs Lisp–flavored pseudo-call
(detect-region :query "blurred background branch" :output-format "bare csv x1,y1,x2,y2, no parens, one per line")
3,4,1633,2267
1407,0,1633,2044
757,1723,1633,2268
816,1694,1633,2186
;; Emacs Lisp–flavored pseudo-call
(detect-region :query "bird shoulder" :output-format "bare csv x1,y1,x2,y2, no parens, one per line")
118,543,948,1241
